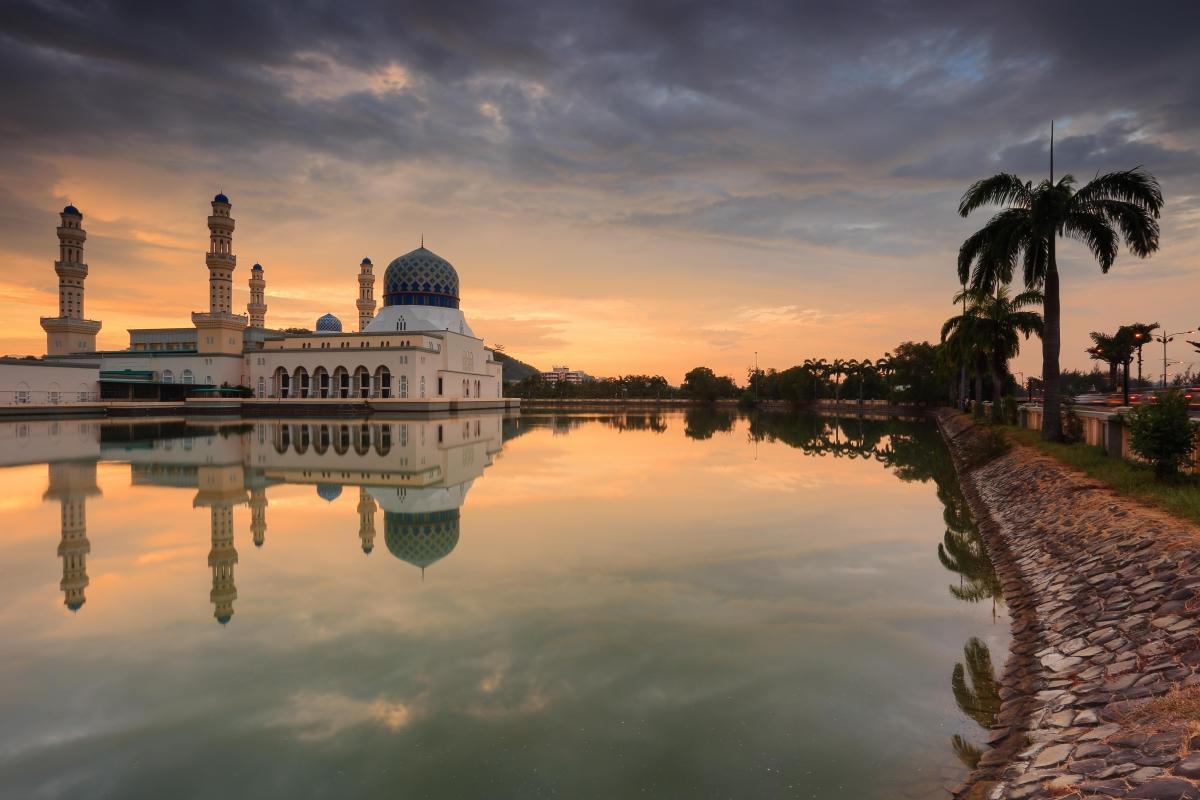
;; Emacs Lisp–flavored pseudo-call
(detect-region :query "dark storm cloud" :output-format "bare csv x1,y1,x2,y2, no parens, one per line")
1,0,1199,249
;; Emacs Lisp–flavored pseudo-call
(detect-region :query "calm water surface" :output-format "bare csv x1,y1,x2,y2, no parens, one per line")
0,410,1006,799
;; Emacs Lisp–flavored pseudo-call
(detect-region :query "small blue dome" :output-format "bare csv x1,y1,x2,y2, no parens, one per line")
361,257,373,265
316,483,343,502
62,204,81,217
67,599,84,611
252,262,263,271
316,313,343,333
362,543,373,554
216,614,231,625
213,193,230,204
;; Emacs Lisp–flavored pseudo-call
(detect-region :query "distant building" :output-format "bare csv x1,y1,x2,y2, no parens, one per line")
541,365,586,385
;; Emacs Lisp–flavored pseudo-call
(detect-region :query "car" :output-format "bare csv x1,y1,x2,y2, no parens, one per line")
1074,393,1108,405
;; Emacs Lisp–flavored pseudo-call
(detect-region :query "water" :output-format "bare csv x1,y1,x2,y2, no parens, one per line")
0,410,1006,799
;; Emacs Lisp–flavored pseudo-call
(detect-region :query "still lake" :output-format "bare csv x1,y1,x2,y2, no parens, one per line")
0,410,1006,799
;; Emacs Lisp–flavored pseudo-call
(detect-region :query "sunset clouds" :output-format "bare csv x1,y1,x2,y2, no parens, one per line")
2,1,1199,380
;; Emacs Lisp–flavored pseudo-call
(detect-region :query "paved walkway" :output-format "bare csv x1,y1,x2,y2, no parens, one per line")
938,411,1200,800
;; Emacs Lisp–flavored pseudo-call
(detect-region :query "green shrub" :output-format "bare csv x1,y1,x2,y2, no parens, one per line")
1128,390,1199,479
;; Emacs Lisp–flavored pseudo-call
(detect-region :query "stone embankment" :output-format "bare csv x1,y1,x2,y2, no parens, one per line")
937,410,1200,800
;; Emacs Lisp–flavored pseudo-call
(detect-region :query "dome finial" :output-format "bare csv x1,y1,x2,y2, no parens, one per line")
420,233,424,248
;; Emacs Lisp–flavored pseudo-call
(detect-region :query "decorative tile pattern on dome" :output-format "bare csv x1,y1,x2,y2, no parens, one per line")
316,313,343,332
382,247,461,309
384,510,460,568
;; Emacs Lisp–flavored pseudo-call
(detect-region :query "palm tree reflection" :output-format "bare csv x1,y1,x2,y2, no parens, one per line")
950,637,1001,768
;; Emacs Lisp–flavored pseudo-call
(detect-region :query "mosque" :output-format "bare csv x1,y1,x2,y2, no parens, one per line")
3,194,507,406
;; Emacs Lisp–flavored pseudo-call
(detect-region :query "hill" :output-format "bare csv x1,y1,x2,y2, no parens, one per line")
492,350,541,383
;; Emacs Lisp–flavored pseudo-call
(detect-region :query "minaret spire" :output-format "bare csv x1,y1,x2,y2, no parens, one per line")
192,193,247,354
248,262,267,329
356,258,376,331
40,204,102,355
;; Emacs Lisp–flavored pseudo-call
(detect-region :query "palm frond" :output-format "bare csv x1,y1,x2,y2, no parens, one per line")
1074,167,1164,214
1062,211,1119,272
958,173,1031,217
1078,198,1160,258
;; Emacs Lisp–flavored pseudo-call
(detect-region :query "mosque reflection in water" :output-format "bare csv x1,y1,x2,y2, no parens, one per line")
6,413,519,624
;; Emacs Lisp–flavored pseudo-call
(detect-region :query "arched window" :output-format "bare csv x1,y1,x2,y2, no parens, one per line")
182,369,195,384
161,369,174,384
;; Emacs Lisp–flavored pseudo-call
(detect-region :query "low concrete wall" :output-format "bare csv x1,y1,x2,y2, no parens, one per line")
1019,403,1200,473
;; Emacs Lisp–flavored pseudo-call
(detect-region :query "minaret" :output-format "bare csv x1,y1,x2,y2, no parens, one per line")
192,193,247,355
249,486,267,547
247,263,266,329
40,205,102,356
43,462,101,611
357,257,376,331
357,487,377,553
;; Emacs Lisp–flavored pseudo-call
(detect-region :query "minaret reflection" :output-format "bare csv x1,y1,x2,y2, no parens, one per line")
249,486,268,548
43,461,101,612
193,464,248,625
357,487,377,554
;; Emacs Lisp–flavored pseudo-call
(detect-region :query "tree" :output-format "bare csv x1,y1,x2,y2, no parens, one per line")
681,366,738,403
1126,322,1159,386
958,165,1163,440
1087,327,1137,403
829,358,848,403
942,287,1042,422
1128,390,1198,479
1086,331,1123,391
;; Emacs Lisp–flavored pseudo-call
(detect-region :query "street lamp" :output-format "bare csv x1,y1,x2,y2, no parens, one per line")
1154,329,1197,389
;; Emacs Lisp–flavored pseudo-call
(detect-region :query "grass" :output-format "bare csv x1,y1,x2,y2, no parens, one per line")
1003,425,1200,527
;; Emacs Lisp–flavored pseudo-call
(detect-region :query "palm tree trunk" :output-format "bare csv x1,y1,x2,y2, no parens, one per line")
991,355,1004,423
959,364,968,410
1042,242,1063,440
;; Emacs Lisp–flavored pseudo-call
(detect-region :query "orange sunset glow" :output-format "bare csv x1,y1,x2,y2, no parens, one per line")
2,4,1198,383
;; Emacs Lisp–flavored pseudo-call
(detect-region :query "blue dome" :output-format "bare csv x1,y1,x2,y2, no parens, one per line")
361,257,372,265
384,510,460,570
316,483,343,502
216,614,231,625
213,193,230,204
316,313,343,333
67,599,84,611
62,204,81,217
382,247,460,309
252,262,263,271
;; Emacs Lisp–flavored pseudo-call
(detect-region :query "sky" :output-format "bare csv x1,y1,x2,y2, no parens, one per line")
1,0,1198,384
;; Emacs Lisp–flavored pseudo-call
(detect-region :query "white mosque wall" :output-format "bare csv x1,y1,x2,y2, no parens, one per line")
0,358,100,405
97,352,244,388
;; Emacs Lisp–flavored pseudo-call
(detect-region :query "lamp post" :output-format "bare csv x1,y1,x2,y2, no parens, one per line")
1155,329,1197,389
1132,330,1146,386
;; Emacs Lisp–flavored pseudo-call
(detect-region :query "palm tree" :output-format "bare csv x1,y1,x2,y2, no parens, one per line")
830,358,848,403
958,163,1163,440
1088,326,1137,405
1086,331,1122,391
942,287,1043,422
1126,322,1159,386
